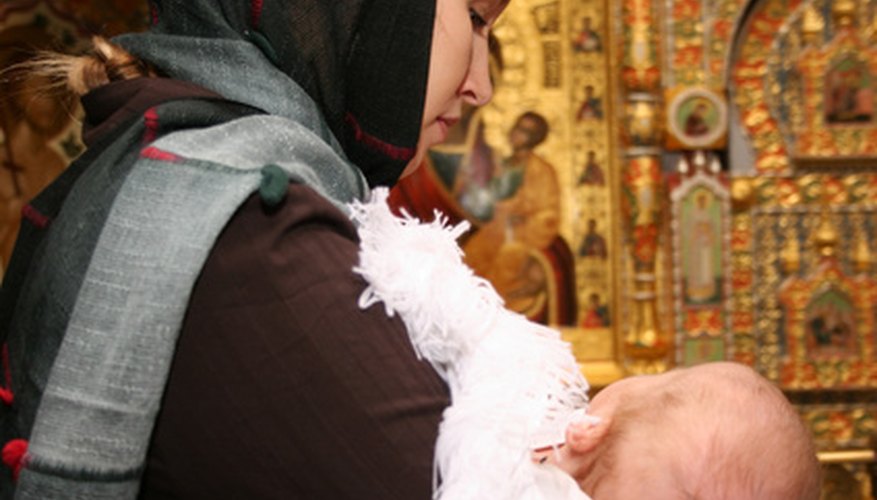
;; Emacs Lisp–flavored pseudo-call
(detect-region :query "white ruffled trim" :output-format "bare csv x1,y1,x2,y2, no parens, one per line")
350,188,592,500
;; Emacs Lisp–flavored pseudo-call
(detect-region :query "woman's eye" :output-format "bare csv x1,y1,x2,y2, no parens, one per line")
469,8,488,30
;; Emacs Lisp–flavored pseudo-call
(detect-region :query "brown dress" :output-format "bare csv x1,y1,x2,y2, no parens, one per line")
139,184,450,499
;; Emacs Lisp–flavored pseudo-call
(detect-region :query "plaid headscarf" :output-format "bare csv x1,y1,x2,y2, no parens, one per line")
144,0,435,186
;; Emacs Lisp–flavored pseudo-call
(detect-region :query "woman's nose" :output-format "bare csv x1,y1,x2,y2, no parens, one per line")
460,37,493,107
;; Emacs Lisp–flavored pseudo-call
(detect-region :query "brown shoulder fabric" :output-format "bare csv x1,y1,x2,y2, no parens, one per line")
139,183,449,499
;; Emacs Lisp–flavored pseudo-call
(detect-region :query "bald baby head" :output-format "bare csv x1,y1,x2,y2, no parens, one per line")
570,363,821,499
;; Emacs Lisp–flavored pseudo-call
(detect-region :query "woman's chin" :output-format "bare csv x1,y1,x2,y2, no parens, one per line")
400,148,426,179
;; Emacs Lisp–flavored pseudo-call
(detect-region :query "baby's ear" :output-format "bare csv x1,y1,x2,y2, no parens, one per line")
540,418,612,481
565,417,611,454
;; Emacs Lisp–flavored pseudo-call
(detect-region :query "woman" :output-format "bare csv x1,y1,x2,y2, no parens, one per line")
0,0,517,498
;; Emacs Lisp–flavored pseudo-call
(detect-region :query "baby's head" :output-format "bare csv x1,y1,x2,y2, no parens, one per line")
560,362,820,499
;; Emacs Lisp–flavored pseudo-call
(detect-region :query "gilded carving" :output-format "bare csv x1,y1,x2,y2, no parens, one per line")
569,0,615,350
731,0,797,174
819,462,873,500
669,0,705,86
706,0,750,86
730,177,755,210
623,98,661,147
737,167,877,396
621,156,663,363
775,210,877,390
747,0,877,169
802,406,877,449
621,0,660,91
541,41,562,88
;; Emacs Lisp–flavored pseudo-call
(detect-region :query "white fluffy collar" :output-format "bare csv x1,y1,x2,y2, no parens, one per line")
351,188,592,499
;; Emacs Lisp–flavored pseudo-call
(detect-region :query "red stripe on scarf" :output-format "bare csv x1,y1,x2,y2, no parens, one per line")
345,113,415,161
140,146,181,162
251,0,264,28
144,107,160,144
21,204,50,229
0,344,12,406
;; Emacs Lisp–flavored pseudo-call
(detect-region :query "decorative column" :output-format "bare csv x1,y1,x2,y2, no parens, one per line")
618,0,665,373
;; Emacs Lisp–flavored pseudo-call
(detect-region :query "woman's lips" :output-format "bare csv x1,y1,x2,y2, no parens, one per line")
435,116,460,142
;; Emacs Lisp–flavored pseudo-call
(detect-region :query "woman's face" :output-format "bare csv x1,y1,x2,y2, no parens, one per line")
401,0,508,177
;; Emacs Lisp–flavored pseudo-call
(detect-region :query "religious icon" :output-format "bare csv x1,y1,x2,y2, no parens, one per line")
572,15,601,53
680,189,721,305
578,218,608,259
683,101,710,137
577,150,605,186
576,85,603,121
824,57,873,124
683,337,725,366
459,111,578,325
580,292,610,328
678,97,717,139
805,289,855,358
665,88,728,150
394,34,578,325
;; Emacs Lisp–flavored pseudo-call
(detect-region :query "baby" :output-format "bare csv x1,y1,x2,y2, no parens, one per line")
543,362,821,499
353,193,818,498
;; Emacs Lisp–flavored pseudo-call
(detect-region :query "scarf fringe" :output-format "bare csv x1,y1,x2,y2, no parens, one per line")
351,189,592,500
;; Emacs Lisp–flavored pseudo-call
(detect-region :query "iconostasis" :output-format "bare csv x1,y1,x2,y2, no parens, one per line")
391,0,877,496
